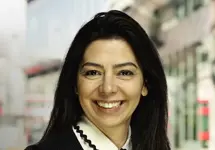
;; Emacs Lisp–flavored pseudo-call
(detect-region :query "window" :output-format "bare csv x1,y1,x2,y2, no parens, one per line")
165,47,198,148
27,102,45,108
193,0,203,10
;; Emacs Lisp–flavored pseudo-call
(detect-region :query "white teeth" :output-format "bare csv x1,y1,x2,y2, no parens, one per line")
97,101,121,108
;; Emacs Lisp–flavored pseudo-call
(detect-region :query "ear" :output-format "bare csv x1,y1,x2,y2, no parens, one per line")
141,86,148,96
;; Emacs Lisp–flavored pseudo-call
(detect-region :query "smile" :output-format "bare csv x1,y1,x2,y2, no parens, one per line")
95,101,123,109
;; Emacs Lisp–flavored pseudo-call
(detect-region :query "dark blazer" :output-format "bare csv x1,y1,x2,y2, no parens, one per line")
24,128,84,150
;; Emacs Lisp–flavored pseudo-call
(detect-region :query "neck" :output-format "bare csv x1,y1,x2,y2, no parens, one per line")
96,122,130,149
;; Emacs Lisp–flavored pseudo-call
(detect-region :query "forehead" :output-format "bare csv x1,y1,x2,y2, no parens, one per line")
83,39,137,64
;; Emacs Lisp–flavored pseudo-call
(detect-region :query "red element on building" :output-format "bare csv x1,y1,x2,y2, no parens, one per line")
24,60,62,78
198,131,209,141
197,99,209,104
0,106,3,116
198,106,209,116
0,100,3,116
24,66,43,75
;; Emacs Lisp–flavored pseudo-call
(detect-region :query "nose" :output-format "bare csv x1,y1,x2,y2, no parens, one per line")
99,74,118,96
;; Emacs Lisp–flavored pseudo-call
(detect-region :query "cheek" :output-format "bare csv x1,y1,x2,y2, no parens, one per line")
77,79,92,110
119,82,143,101
77,77,98,98
119,76,143,96
127,87,142,100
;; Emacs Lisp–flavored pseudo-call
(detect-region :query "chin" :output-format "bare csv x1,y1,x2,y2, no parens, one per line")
94,116,130,128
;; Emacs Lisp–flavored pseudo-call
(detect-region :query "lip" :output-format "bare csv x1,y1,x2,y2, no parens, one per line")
93,100,125,103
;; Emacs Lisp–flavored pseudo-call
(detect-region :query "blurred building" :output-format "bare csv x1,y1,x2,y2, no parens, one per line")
24,60,61,144
0,0,28,149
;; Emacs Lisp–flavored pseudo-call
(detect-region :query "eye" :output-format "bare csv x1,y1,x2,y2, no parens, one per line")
82,70,102,79
85,70,101,76
118,70,134,76
117,70,135,80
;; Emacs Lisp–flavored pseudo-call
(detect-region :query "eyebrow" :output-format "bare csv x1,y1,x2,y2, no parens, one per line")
113,62,138,68
81,62,138,69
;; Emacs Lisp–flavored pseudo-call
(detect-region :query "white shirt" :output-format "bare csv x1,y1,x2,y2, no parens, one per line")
72,117,132,150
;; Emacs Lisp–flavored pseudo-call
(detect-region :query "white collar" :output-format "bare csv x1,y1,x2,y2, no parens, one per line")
73,116,132,150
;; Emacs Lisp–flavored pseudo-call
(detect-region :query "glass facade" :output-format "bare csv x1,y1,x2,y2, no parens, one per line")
164,36,215,149
155,0,212,30
164,44,199,148
174,0,209,18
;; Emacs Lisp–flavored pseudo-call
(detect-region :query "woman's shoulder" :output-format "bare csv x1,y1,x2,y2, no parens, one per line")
24,128,83,150
24,144,40,150
24,132,59,150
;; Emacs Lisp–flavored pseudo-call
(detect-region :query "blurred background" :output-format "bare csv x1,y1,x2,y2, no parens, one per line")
0,0,215,149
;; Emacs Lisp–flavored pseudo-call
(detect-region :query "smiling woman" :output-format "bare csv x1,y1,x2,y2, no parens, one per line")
25,10,171,150
77,39,146,148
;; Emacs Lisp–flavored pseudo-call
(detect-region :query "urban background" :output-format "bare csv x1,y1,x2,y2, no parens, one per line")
0,0,215,150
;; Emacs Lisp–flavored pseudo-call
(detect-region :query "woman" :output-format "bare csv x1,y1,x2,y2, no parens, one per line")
25,10,170,150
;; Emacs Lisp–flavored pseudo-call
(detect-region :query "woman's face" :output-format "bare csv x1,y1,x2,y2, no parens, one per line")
77,39,147,128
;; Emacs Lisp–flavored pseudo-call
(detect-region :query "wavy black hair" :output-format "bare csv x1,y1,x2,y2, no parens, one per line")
39,10,170,150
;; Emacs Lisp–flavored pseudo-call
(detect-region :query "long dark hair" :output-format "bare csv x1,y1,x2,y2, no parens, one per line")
39,10,170,150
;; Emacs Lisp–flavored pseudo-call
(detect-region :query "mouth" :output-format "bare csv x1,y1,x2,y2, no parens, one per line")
94,100,124,109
